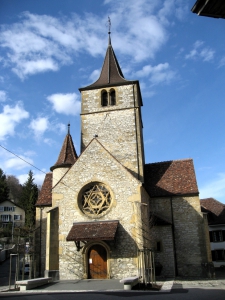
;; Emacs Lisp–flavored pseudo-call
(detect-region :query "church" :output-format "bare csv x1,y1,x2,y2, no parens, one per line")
36,32,211,280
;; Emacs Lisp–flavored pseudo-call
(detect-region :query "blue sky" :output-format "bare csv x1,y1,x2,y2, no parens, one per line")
0,0,224,203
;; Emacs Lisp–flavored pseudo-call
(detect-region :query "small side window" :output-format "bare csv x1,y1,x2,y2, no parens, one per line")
102,91,108,106
110,90,116,106
156,241,161,252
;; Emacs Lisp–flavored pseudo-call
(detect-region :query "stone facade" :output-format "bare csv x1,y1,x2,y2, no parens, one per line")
48,139,149,279
150,196,209,277
150,225,175,277
81,84,144,182
35,36,211,280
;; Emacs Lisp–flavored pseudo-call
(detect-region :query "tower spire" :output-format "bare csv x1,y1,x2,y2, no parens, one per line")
79,17,130,90
108,16,111,46
50,124,78,171
68,123,70,135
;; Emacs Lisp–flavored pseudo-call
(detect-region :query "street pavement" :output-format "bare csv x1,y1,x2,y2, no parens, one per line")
1,257,225,298
1,278,225,293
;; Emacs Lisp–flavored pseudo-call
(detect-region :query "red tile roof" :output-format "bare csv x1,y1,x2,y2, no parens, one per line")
50,132,78,171
36,173,52,206
144,159,199,197
201,198,225,225
66,220,119,241
201,198,225,216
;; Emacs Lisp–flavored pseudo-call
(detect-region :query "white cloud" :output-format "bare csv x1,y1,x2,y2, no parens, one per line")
185,40,215,62
4,155,34,170
135,63,176,85
89,69,101,82
144,138,155,145
34,172,46,186
47,93,81,116
23,150,36,157
0,147,34,175
17,174,29,184
0,102,29,140
0,90,7,102
29,117,49,138
199,173,225,200
43,138,54,146
0,1,189,78
17,172,45,186
218,56,225,68
55,123,67,134
12,59,59,79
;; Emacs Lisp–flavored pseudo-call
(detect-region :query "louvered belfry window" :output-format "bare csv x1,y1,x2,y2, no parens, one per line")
102,91,108,106
110,90,116,105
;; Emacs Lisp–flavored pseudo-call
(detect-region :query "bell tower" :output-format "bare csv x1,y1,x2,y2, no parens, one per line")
79,31,145,182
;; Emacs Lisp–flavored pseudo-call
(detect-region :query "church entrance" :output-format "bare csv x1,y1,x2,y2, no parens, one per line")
88,244,107,279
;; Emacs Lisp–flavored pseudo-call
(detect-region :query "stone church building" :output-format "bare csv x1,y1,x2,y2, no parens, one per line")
36,33,211,280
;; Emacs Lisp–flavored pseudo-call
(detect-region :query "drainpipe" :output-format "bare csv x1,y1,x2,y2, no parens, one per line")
170,197,178,276
132,84,140,180
39,207,43,276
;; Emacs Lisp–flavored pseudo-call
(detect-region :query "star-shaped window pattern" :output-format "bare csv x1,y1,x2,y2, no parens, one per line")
81,183,112,216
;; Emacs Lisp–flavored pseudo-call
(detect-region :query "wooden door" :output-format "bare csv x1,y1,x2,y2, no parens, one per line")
88,244,107,279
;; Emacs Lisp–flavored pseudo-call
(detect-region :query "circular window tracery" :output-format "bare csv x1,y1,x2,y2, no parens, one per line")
80,183,112,217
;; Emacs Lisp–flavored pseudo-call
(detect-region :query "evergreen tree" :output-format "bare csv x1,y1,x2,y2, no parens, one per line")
19,171,38,228
0,168,10,201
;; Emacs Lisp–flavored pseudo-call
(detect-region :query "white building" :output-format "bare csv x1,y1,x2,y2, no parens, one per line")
0,200,25,228
201,198,225,268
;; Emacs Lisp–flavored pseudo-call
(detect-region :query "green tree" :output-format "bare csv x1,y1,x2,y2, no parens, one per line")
19,171,38,228
0,168,10,201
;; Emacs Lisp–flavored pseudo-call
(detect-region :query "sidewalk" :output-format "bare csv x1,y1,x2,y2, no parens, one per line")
1,277,225,294
0,279,168,293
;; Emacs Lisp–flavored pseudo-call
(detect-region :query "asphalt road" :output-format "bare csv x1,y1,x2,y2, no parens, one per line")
0,288,225,300
0,256,29,289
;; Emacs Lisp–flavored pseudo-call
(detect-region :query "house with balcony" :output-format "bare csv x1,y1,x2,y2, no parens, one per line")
201,198,225,268
0,200,25,228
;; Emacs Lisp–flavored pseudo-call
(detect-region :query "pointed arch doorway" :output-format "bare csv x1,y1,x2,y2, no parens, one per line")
88,244,107,279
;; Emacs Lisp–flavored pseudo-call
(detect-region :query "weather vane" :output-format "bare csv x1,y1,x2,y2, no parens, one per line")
68,122,70,134
108,16,111,34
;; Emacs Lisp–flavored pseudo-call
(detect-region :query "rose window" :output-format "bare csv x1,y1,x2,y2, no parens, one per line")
81,183,112,216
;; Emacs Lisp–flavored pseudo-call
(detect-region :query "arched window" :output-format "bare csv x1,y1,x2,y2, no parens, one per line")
110,90,116,106
102,91,108,106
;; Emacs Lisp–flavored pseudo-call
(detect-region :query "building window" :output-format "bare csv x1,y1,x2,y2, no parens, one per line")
156,241,161,252
0,206,15,212
1,215,11,222
210,230,225,242
79,182,112,217
211,249,225,261
110,90,116,105
14,215,22,221
101,89,116,107
102,91,108,106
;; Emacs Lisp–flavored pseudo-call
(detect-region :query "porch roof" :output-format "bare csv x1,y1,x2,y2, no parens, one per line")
66,220,119,241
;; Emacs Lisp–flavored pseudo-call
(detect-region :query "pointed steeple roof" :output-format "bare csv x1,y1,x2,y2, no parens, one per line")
79,33,133,91
50,124,78,171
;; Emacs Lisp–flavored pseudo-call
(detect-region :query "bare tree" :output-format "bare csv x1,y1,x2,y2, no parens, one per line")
6,175,22,204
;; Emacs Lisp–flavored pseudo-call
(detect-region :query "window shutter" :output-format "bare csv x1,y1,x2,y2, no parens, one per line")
222,230,225,241
209,231,213,242
211,250,216,261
